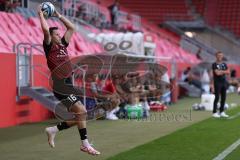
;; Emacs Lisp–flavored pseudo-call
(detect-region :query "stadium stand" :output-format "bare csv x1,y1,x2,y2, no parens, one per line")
118,0,194,24
0,0,236,61
191,0,240,37
192,0,205,17
0,2,199,63
61,0,199,63
216,0,240,37
117,0,240,38
0,10,103,55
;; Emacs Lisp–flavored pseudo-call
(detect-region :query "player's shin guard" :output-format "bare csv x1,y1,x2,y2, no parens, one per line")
79,128,87,140
57,122,70,131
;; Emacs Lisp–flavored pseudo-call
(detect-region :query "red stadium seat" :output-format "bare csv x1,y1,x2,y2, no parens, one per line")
0,11,9,22
76,33,84,41
25,25,38,37
47,19,56,28
8,33,21,45
28,17,41,27
15,13,26,24
0,45,11,52
0,3,198,64
8,23,22,35
119,0,193,24
25,35,36,43
0,32,14,47
7,13,23,26
0,16,12,33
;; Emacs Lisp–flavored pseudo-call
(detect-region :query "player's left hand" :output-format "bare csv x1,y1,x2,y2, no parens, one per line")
52,10,61,18
37,4,43,15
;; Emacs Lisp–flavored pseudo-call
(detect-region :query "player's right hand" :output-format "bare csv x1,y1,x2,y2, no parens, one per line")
37,4,43,15
52,10,61,18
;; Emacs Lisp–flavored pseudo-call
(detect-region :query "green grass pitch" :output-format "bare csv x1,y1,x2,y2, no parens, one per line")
1,94,240,160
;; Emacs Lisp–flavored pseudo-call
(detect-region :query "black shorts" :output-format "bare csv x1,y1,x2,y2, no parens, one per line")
52,77,82,110
53,91,81,110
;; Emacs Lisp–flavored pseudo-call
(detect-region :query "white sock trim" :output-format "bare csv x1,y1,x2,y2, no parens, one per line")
82,139,91,147
53,126,59,132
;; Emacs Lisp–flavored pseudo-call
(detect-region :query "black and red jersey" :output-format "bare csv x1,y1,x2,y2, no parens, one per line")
212,62,228,84
43,37,73,79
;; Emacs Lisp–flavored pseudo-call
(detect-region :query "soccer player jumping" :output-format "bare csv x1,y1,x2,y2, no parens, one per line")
38,5,100,155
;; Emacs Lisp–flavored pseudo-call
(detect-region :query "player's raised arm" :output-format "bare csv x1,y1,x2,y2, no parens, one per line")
38,5,51,44
54,10,75,44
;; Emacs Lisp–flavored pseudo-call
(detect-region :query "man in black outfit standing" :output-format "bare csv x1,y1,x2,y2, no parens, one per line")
212,51,230,118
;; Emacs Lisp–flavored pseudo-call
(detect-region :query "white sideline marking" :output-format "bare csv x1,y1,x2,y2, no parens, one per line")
212,138,240,160
228,112,240,120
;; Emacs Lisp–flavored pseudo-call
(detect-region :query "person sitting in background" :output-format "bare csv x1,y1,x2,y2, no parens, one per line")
97,12,109,29
115,74,139,109
181,67,203,91
90,74,120,120
118,74,135,103
3,0,20,12
141,95,150,118
0,0,5,11
76,5,85,19
196,48,203,60
130,76,145,93
115,72,158,118
11,0,20,11
201,69,211,94
76,3,90,22
125,76,147,106
113,74,135,117
113,75,128,103
158,73,171,105
143,73,158,102
102,76,120,115
181,67,191,82
228,69,240,94
3,0,11,12
188,74,203,91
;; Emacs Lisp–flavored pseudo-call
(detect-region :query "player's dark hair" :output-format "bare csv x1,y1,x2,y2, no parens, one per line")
215,51,223,55
49,27,58,35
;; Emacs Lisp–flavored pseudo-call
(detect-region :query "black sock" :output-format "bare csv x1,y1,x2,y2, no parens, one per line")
57,122,70,131
78,128,87,140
